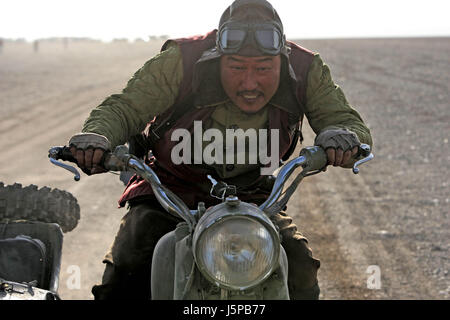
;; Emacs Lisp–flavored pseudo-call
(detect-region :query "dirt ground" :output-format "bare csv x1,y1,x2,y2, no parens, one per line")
0,37,448,300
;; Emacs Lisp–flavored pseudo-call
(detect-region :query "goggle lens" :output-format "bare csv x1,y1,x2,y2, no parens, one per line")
220,29,246,49
255,29,281,50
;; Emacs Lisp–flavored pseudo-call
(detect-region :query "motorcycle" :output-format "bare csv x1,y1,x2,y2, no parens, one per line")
48,143,373,299
0,183,80,300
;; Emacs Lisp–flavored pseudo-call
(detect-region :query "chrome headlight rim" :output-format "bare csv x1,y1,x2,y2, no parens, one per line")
192,201,280,291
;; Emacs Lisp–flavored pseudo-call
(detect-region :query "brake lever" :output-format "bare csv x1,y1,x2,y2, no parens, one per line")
48,147,81,181
352,144,374,174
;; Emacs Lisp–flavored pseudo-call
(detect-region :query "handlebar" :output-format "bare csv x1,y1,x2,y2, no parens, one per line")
48,145,195,229
260,144,373,214
259,146,327,212
49,144,373,225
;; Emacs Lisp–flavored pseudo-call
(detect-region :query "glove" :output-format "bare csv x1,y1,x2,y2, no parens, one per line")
69,132,111,151
314,127,360,167
314,127,360,151
68,133,111,175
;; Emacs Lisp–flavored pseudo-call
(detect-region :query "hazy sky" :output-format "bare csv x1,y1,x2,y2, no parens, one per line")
1,0,449,41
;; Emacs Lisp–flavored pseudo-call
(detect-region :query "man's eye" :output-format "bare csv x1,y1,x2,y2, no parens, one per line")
231,66,245,70
257,67,270,71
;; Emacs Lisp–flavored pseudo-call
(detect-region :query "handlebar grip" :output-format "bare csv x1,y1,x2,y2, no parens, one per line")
357,144,371,158
49,146,112,172
299,146,328,171
53,146,79,164
61,146,78,163
48,146,77,163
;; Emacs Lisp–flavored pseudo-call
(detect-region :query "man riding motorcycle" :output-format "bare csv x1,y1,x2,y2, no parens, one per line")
68,0,373,300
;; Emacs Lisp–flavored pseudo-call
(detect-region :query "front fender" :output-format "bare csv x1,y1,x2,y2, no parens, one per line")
151,230,176,300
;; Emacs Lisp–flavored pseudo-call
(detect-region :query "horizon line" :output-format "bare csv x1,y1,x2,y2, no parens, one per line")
1,33,449,43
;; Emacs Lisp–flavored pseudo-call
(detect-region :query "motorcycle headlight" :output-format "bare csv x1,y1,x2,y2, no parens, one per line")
192,199,280,291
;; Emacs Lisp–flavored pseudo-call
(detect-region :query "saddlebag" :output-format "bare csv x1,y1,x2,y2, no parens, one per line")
0,221,63,292
0,235,46,287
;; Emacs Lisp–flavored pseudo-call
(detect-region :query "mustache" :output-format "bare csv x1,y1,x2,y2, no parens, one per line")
237,90,263,97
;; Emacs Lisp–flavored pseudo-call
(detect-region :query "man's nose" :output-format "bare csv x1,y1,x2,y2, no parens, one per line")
241,69,258,91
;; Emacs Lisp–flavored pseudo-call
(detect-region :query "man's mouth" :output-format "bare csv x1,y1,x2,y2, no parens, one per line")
238,91,263,102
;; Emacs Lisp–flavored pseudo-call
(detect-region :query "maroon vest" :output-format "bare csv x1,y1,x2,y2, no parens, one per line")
118,30,314,209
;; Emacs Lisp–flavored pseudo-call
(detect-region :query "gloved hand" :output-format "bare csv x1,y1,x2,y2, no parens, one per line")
314,127,360,167
68,133,111,175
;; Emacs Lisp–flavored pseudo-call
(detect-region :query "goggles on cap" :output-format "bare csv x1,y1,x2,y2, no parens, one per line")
217,22,285,56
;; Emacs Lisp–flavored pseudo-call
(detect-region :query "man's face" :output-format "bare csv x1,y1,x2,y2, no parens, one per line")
220,54,281,113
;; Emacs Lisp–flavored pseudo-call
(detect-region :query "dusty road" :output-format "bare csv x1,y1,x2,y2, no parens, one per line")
0,37,448,299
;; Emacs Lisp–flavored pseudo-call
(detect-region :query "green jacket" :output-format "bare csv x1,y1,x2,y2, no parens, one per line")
82,42,372,166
